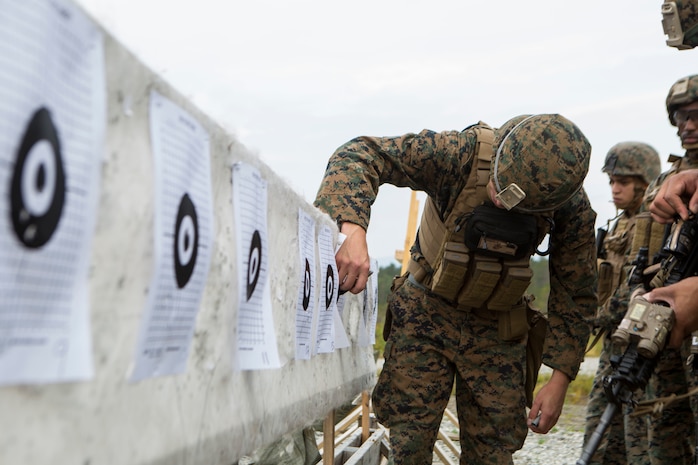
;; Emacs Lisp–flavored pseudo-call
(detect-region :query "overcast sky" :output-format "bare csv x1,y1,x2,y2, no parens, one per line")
77,0,696,265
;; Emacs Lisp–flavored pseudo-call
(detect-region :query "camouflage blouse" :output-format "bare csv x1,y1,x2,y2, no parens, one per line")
314,126,598,379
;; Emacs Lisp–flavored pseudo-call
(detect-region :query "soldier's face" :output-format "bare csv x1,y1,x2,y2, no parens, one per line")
608,175,645,211
676,101,698,147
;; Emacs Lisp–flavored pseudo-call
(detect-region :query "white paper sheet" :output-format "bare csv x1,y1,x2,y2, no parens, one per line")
295,208,317,360
332,233,351,349
366,258,379,344
232,162,281,370
130,91,214,381
357,260,379,348
0,0,105,385
315,225,337,354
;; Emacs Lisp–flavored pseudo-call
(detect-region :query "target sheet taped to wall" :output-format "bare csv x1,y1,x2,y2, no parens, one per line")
295,208,317,360
130,91,213,381
315,224,338,354
232,162,281,370
0,0,105,385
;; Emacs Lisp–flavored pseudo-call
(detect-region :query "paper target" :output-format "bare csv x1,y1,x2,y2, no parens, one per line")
246,230,262,301
302,258,312,310
173,193,199,289
325,264,334,310
10,107,65,248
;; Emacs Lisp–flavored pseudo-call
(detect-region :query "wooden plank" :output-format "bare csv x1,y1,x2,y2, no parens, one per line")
323,410,336,465
342,429,385,465
361,391,370,442
444,408,459,427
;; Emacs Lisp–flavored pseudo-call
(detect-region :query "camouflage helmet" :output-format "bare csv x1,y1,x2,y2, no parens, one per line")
602,142,661,185
666,75,698,125
492,114,591,213
493,114,531,148
662,0,698,49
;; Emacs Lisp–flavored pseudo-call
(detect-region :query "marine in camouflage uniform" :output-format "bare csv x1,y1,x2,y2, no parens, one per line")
314,114,598,465
641,75,698,464
583,142,661,465
662,0,698,49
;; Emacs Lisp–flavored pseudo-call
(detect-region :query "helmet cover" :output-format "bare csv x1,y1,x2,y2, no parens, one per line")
492,114,591,212
602,142,661,185
666,74,698,125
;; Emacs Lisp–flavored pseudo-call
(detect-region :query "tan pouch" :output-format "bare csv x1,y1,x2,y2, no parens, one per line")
383,272,410,342
498,302,528,341
430,242,470,301
597,261,614,306
487,262,533,311
525,303,548,408
456,256,501,308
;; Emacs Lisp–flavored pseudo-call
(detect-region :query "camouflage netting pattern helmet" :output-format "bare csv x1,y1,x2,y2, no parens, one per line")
602,142,661,185
492,114,591,213
662,0,698,49
666,74,698,125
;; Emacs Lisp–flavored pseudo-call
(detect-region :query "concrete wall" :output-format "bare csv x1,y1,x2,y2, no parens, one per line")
0,5,376,464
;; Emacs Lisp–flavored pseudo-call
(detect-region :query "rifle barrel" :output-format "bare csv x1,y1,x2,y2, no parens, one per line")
576,402,618,465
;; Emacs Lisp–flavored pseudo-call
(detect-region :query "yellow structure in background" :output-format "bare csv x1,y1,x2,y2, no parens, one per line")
395,191,420,274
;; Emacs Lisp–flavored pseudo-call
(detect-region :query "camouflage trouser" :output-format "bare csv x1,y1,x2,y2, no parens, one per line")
372,279,528,465
647,342,697,465
583,335,650,465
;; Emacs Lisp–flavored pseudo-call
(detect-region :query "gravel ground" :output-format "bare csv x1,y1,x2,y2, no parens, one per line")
434,403,587,465
513,403,586,465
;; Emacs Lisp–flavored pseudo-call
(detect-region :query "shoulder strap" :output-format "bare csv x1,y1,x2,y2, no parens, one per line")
416,123,495,267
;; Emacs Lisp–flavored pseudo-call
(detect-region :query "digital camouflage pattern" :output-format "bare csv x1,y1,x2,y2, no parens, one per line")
641,137,698,464
492,114,531,147
314,117,598,463
662,0,698,49
585,210,653,464
647,344,697,464
602,142,661,185
583,140,661,464
373,278,529,464
666,74,698,126
492,114,591,213
584,336,650,465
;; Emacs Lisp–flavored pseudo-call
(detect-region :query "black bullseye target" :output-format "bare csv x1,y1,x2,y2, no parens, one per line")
10,107,65,248
325,264,334,310
173,193,198,289
302,259,311,310
246,230,262,301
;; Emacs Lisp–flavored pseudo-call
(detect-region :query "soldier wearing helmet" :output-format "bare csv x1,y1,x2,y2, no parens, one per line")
314,114,598,464
662,0,698,50
624,75,698,464
583,142,660,465
666,74,698,151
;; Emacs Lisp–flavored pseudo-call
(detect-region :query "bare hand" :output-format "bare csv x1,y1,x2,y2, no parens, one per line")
336,222,371,294
527,369,570,434
650,169,698,223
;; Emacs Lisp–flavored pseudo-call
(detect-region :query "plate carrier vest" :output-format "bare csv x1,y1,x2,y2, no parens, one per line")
406,122,552,313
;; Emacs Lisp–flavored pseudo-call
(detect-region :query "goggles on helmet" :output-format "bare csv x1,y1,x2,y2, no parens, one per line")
673,108,698,125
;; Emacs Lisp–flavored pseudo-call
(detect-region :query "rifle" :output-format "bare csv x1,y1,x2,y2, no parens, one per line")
577,215,698,465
